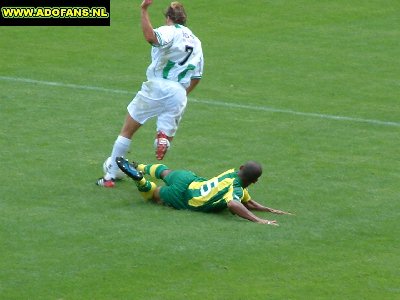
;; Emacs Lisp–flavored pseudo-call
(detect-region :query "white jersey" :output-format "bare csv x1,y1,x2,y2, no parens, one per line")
146,24,204,89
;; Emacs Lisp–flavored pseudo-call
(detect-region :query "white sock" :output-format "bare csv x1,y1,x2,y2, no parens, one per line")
104,135,131,180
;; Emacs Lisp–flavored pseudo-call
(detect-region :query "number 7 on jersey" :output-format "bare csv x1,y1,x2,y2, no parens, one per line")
179,45,194,66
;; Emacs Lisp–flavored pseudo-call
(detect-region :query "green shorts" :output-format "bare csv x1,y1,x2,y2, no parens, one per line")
159,170,197,210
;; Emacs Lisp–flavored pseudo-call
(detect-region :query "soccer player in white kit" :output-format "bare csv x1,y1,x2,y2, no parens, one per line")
97,0,204,187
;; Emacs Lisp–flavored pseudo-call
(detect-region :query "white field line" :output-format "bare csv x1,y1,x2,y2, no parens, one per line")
1,75,399,127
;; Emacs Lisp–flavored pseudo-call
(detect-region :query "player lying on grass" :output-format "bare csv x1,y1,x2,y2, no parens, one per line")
116,157,292,225
97,0,204,187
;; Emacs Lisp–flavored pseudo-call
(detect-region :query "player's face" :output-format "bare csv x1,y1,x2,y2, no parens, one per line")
242,178,257,188
248,178,259,187
239,166,261,187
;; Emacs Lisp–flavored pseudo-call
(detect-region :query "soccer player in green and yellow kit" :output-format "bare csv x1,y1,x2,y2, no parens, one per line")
115,157,292,225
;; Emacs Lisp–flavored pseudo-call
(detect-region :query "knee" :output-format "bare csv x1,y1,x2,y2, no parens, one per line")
160,169,172,179
152,187,163,204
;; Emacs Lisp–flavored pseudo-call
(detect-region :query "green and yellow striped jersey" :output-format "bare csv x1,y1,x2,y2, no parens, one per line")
185,169,251,212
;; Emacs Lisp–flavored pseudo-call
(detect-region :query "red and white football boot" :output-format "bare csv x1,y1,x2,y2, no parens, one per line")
154,131,170,160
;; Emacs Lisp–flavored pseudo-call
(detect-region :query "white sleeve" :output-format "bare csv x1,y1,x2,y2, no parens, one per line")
191,54,204,79
153,26,175,47
191,40,204,79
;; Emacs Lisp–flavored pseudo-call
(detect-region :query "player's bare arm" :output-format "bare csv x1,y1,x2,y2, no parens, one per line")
227,200,278,225
141,0,159,45
244,199,293,215
186,78,200,95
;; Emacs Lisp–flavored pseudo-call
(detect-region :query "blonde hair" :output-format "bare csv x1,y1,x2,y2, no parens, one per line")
165,2,187,25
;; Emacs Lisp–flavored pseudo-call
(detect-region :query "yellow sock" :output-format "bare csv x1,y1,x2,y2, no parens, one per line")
138,163,168,179
138,181,157,201
137,177,147,186
137,164,146,173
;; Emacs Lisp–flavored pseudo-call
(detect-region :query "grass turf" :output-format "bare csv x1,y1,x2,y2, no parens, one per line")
1,0,399,299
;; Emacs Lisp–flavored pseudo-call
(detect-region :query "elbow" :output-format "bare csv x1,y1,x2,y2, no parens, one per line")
143,31,158,44
191,78,201,85
144,35,156,44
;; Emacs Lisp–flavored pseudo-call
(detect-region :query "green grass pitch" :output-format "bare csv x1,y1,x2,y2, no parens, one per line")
1,0,399,299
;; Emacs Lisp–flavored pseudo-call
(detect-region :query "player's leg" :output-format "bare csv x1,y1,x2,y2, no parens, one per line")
97,114,141,187
125,171,161,204
137,162,197,190
131,179,164,206
137,163,172,182
117,157,197,209
144,171,196,208
137,179,160,203
97,87,161,187
154,85,187,160
156,171,198,209
115,156,163,204
106,115,141,177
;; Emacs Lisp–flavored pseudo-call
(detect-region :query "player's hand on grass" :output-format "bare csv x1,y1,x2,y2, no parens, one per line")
259,219,279,226
269,208,294,215
141,0,153,9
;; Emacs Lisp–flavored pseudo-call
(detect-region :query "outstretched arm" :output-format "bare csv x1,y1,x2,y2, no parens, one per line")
243,199,293,215
141,0,159,45
227,200,278,225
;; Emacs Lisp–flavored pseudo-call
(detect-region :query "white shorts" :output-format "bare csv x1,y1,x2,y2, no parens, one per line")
127,79,187,137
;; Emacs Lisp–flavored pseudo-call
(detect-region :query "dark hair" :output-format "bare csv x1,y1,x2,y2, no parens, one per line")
165,2,187,25
241,161,263,183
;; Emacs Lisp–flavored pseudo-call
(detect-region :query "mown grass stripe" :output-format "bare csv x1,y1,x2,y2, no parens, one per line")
1,75,399,127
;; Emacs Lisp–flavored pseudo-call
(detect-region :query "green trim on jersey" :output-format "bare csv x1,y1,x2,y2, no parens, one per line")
162,60,176,79
185,169,251,212
153,31,162,47
189,185,233,212
189,171,240,198
174,24,181,28
178,64,195,82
